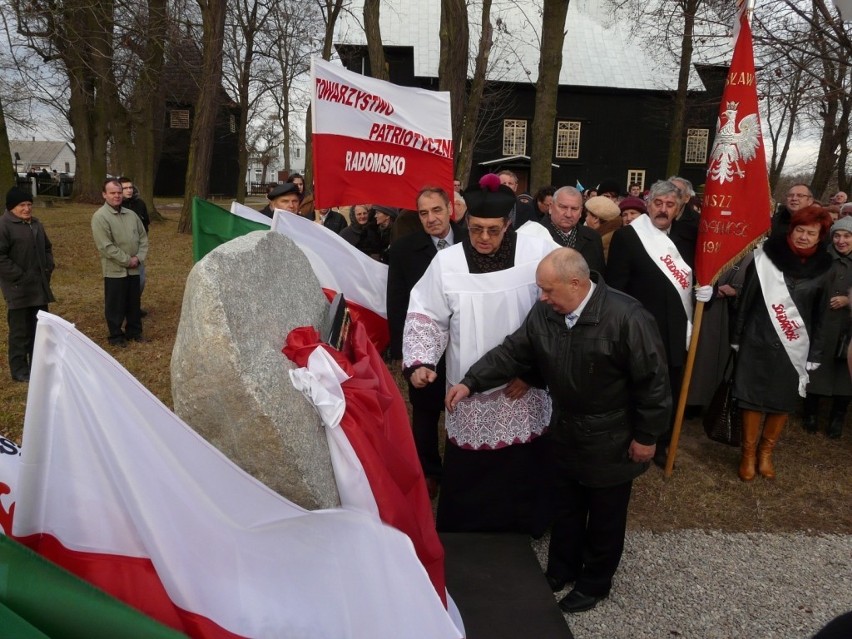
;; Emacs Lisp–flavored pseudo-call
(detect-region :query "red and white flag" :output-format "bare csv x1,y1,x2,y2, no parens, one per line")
696,11,771,285
311,57,453,210
9,312,461,639
231,202,391,351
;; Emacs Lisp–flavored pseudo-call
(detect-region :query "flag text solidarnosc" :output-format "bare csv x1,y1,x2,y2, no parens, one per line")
316,78,395,115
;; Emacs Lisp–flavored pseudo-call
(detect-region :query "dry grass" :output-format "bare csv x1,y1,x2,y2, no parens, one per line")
2,198,850,535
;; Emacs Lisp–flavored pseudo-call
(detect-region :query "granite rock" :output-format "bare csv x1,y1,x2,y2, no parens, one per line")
171,230,339,509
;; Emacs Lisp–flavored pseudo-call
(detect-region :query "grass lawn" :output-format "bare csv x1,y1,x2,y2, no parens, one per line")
1,197,851,534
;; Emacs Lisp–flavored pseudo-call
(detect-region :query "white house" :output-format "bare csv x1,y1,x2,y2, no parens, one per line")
9,140,76,175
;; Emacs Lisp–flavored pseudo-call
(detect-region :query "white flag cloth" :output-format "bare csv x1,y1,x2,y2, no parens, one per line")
11,312,461,639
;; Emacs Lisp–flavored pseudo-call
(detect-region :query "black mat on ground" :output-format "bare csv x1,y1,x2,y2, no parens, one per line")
440,533,574,639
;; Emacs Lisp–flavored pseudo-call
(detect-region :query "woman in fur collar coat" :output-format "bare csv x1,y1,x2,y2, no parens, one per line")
732,205,833,481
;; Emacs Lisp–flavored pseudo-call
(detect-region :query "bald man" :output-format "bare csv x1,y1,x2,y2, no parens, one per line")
446,248,671,613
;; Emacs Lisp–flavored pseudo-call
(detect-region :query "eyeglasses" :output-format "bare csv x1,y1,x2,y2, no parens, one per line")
468,225,505,237
787,193,811,199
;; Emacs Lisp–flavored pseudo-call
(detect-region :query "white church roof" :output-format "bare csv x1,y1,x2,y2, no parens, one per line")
335,0,706,92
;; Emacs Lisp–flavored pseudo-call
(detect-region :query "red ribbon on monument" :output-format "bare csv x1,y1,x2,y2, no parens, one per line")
695,11,771,286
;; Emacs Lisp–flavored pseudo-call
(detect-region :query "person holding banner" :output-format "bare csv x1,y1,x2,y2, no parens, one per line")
402,181,554,532
606,179,709,467
732,205,833,481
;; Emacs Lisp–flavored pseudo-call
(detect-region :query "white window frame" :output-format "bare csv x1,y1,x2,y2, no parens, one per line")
502,119,527,156
627,170,646,191
555,121,581,159
685,128,709,164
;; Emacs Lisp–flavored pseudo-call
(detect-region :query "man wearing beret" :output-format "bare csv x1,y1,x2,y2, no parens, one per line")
402,175,555,533
0,187,55,381
92,179,148,347
537,186,606,274
260,183,301,218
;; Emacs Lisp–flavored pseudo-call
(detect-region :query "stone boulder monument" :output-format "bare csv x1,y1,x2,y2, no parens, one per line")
171,231,340,509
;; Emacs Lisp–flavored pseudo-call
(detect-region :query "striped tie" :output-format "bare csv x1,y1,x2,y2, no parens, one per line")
436,239,448,250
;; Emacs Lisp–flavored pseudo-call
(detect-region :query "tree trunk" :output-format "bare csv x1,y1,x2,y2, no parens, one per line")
133,0,168,221
455,0,492,188
304,0,345,191
364,0,388,80
439,0,469,161
0,98,14,197
666,0,698,178
178,0,228,234
530,0,570,192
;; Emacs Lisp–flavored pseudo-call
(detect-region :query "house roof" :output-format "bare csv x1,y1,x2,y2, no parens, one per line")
9,140,73,165
335,0,705,91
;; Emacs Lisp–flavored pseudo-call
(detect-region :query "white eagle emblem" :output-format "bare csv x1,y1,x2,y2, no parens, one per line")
707,101,761,184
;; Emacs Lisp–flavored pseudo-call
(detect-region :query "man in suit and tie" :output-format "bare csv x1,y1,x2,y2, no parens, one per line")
387,186,466,498
537,186,606,275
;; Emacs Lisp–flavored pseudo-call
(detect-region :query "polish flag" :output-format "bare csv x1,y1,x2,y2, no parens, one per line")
311,57,453,210
7,312,461,638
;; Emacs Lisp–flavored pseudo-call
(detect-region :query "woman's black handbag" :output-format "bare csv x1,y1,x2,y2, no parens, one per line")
703,351,742,447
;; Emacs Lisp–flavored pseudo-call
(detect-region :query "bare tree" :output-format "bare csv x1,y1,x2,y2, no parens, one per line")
178,0,227,233
0,98,14,195
363,0,388,80
439,0,469,163
222,0,275,203
529,0,569,191
302,0,347,190
455,0,494,187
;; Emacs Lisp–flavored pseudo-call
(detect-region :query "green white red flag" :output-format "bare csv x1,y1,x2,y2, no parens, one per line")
696,12,771,285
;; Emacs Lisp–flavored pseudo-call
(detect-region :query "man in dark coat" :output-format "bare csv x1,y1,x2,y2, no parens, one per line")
387,186,466,497
0,187,55,381
771,183,814,236
607,179,700,466
317,207,347,234
446,248,670,613
119,177,151,313
537,186,605,274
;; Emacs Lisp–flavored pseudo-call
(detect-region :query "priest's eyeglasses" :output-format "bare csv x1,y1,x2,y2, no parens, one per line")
468,225,504,237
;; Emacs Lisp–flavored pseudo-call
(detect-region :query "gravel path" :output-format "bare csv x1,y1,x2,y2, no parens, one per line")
531,530,852,639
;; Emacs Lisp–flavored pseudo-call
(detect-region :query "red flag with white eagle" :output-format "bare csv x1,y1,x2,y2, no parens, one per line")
311,57,454,210
696,10,771,285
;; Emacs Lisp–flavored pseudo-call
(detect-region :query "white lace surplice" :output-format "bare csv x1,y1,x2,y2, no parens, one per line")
402,235,554,450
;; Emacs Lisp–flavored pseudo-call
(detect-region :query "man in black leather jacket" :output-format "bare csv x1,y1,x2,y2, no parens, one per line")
446,248,671,614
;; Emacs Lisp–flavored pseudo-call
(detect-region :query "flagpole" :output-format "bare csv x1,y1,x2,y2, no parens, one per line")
664,300,705,477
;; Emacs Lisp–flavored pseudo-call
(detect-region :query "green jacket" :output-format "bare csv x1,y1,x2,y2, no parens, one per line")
91,203,148,278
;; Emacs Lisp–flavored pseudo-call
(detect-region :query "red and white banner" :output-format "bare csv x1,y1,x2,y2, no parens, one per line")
311,57,453,210
696,12,771,285
10,312,461,639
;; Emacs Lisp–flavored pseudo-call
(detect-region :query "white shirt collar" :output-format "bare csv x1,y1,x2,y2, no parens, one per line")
432,227,455,248
570,281,596,322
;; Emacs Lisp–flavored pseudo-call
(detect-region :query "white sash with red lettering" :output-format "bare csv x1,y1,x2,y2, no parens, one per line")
631,214,694,347
754,245,810,397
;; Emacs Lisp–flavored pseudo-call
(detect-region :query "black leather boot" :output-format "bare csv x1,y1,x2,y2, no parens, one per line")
827,397,850,439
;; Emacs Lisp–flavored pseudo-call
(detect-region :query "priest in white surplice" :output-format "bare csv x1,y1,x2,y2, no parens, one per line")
403,175,557,533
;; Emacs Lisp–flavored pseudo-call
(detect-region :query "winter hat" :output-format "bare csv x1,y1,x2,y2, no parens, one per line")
267,183,300,200
6,187,33,211
464,175,517,219
830,215,852,236
618,196,647,215
585,196,621,222
372,204,399,219
596,179,621,198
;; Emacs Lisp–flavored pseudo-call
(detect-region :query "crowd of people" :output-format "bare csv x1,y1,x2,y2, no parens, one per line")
2,170,850,618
